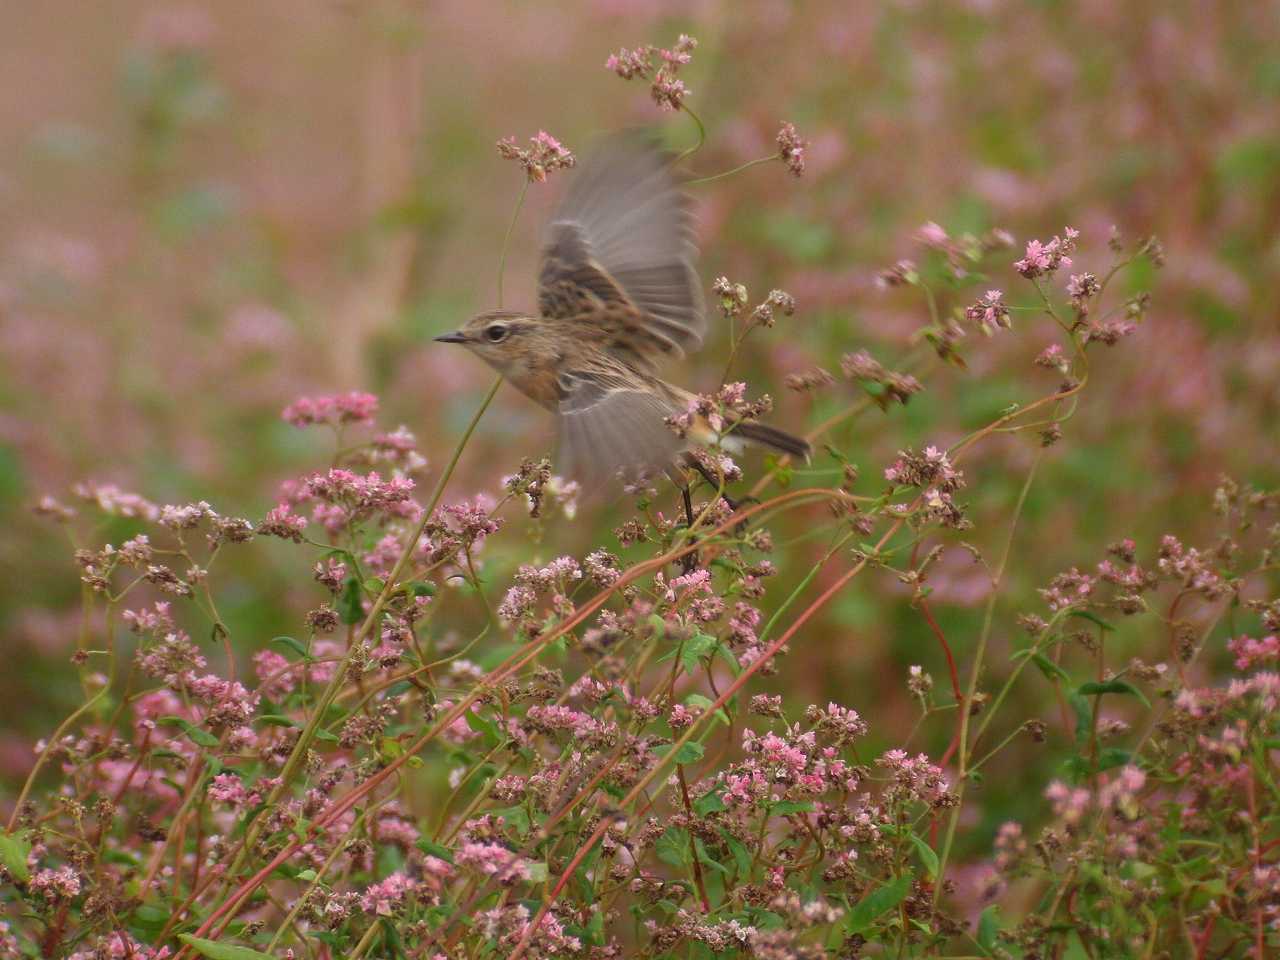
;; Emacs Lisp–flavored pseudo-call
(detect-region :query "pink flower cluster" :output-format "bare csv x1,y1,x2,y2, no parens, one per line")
1014,227,1078,279
496,130,575,183
281,391,378,428
605,33,697,111
360,872,417,916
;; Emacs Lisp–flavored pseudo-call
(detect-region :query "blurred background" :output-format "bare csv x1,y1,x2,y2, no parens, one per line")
2,0,1277,862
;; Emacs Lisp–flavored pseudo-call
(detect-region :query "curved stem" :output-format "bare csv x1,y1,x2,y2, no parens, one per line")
932,450,1042,904
674,104,707,164
496,180,530,308
689,154,779,186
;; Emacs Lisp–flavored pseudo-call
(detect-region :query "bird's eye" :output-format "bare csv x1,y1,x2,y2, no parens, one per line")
484,324,509,343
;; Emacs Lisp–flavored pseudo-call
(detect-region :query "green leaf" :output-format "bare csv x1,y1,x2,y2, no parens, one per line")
694,838,731,876
178,935,274,960
313,728,339,743
490,805,531,837
270,636,311,660
655,828,690,869
1096,747,1134,772
847,873,912,933
526,861,549,883
693,791,726,816
976,906,1000,953
722,832,752,877
337,576,364,625
679,632,719,676
255,715,298,728
463,709,502,746
656,741,705,766
158,715,220,748
683,692,731,727
1030,652,1070,683
1067,610,1115,632
908,833,939,879
1067,692,1092,748
769,800,814,816
1077,679,1150,709
416,838,455,863
0,831,31,883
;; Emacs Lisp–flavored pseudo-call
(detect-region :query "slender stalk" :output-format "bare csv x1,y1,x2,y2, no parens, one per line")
932,451,1042,904
496,180,529,308
688,154,779,185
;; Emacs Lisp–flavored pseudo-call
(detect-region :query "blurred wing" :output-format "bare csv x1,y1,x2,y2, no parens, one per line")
555,368,684,486
538,132,705,370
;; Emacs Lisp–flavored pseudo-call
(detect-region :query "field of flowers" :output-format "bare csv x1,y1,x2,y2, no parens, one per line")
1,2,1278,957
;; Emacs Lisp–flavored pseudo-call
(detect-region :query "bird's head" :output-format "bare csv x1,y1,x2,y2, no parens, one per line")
434,310,541,378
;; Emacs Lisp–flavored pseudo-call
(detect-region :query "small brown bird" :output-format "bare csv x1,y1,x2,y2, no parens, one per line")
435,132,810,507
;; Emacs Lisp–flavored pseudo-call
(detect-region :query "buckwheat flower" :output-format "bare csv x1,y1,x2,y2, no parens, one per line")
1034,342,1069,373
605,44,653,79
33,494,77,522
1045,780,1091,825
208,772,248,807
875,258,917,288
651,74,690,111
259,503,308,542
136,630,207,683
306,605,339,633
806,702,869,744
313,557,346,592
30,865,81,900
750,694,784,718
785,367,835,392
584,549,621,586
160,500,216,530
964,289,1011,334
281,391,379,428
187,673,257,728
252,649,296,698
669,704,695,729
496,130,576,183
1098,765,1146,812
1066,271,1100,310
1014,227,1078,279
457,841,529,882
360,872,417,916
915,221,949,247
1227,633,1280,670
907,664,933,701
72,482,160,521
776,121,807,177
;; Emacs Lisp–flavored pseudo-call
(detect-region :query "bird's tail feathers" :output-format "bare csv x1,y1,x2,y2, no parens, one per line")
730,421,812,462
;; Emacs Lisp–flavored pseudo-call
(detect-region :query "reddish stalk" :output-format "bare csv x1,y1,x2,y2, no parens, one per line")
178,487,849,952
917,598,962,702
504,517,903,959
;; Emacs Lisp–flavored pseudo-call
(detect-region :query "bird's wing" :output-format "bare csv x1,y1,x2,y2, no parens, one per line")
537,132,705,371
555,365,684,487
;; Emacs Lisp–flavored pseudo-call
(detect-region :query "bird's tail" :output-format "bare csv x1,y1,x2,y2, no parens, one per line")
731,421,812,462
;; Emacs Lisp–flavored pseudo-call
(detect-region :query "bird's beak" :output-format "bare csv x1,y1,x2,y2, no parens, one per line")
433,331,469,344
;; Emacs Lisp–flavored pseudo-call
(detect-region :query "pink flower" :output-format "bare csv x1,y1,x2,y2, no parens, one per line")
1014,228,1078,279
496,131,576,183
360,872,417,916
282,391,379,428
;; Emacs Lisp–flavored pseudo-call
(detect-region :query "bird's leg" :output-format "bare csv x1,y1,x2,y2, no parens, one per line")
686,457,756,532
679,485,699,574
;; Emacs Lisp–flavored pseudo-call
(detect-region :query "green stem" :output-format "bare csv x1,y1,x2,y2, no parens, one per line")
933,450,1042,904
221,375,502,890
496,180,529,308
675,104,707,164
688,154,779,186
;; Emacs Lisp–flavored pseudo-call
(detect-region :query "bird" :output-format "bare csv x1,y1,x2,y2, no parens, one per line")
434,131,811,517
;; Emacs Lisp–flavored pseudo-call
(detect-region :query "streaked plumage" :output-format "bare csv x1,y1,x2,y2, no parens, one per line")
435,131,810,488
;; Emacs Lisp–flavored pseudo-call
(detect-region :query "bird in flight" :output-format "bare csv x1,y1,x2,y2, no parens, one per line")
435,131,810,518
